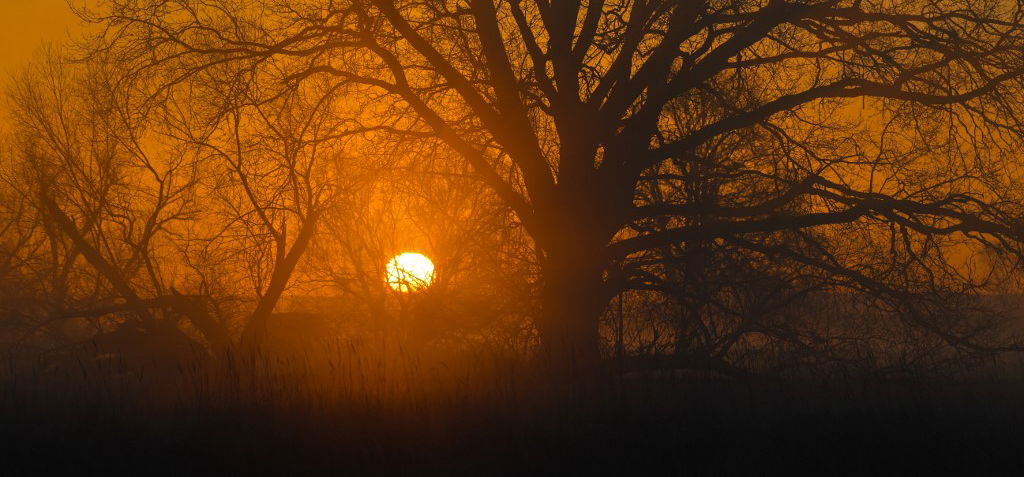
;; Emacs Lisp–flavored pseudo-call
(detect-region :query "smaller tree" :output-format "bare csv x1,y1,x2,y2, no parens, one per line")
4,49,229,358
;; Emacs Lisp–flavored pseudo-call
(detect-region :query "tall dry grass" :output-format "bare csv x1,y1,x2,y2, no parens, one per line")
2,342,1024,475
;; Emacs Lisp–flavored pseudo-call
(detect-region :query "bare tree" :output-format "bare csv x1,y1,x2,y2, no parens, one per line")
3,48,230,358
154,56,363,346
86,0,1024,368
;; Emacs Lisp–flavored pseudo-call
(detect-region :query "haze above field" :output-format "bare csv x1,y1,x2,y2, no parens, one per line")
0,1,80,76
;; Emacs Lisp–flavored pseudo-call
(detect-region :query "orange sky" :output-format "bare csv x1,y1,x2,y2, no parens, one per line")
0,0,80,76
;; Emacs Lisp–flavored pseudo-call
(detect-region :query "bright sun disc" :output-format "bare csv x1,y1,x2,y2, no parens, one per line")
386,252,435,293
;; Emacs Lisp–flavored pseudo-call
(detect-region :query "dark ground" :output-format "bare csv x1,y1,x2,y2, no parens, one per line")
3,365,1024,476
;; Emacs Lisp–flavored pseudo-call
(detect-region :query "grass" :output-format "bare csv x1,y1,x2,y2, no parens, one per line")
2,343,1024,475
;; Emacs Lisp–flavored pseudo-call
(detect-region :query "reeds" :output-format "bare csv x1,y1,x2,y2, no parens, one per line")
1,343,1023,475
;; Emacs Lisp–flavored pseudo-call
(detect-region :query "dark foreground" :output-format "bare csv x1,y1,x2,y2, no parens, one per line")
2,355,1023,475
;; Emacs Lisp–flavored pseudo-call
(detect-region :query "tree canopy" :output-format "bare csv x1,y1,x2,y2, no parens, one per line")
3,0,1023,371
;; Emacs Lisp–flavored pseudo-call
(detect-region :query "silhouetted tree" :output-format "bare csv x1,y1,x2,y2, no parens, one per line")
3,49,227,357
86,0,1024,368
159,66,354,346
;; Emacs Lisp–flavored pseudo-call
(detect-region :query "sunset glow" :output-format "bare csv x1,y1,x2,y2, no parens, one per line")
386,252,435,293
6,1,1024,471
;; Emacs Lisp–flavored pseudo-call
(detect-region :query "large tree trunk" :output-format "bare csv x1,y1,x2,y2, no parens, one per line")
528,167,631,376
534,229,610,375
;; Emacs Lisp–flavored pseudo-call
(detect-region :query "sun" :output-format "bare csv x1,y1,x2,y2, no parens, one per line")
386,252,435,293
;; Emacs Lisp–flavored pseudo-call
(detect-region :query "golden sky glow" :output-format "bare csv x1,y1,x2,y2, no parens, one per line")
0,1,79,75
386,252,435,293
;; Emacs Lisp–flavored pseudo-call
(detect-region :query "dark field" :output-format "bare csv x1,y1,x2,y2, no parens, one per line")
3,350,1024,476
